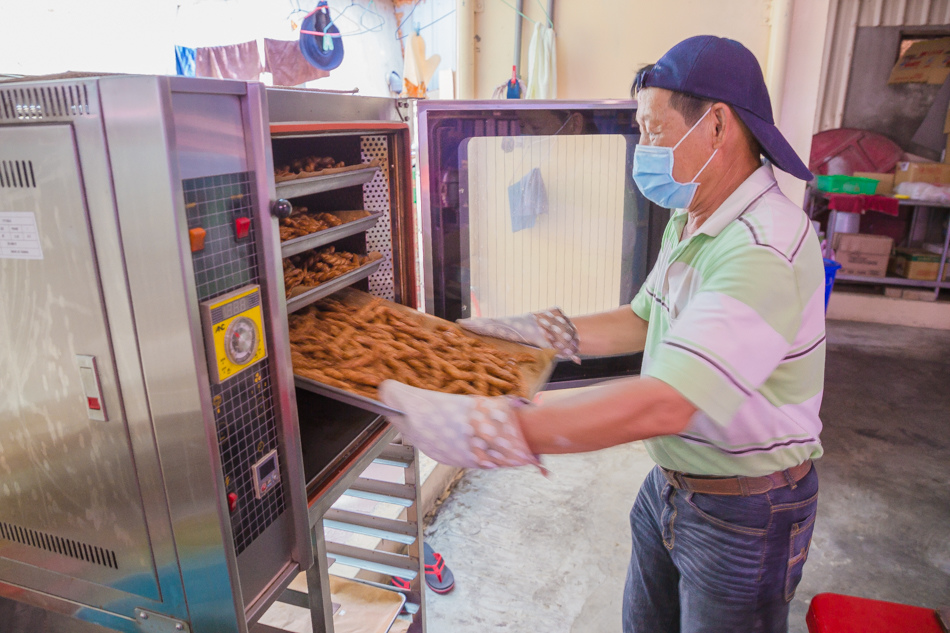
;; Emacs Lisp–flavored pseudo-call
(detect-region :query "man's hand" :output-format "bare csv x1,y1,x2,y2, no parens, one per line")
378,380,542,470
458,308,580,363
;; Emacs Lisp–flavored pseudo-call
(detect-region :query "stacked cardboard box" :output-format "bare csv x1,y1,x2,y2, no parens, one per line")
890,247,944,280
832,233,893,277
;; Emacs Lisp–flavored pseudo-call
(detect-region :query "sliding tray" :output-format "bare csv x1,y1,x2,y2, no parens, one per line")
275,163,381,199
286,257,384,314
281,210,381,258
293,288,558,416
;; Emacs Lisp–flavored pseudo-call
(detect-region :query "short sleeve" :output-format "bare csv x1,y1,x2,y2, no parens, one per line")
630,284,653,321
643,248,802,425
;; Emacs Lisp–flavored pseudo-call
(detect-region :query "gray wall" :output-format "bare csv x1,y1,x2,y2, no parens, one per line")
842,26,950,160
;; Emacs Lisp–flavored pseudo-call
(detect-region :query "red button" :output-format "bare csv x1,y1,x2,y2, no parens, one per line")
87,397,101,411
227,492,238,512
234,217,251,239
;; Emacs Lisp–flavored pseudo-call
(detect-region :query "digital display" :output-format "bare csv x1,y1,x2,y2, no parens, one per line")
258,455,277,479
221,295,252,320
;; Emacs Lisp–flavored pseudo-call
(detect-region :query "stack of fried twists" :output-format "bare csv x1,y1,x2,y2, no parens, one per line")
275,156,346,182
279,206,344,241
289,298,535,399
283,247,380,297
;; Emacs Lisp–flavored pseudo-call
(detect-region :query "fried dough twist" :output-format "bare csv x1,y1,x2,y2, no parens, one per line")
283,247,378,297
289,298,536,399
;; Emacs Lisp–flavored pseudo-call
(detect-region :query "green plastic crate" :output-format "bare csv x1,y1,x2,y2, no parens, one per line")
816,174,880,195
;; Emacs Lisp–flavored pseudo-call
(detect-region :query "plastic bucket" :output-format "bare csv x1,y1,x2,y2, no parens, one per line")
823,259,843,312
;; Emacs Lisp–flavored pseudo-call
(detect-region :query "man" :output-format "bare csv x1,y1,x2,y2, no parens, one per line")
380,36,825,633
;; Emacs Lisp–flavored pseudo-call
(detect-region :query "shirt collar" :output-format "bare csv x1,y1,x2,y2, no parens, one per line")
683,163,778,238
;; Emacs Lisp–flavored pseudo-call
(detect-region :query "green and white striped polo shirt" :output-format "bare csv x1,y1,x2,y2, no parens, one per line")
631,164,825,477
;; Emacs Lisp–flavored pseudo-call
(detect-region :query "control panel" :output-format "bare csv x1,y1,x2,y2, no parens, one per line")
200,285,267,384
251,449,281,499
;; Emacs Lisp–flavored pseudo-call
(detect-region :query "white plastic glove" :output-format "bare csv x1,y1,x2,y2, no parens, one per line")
458,308,580,363
378,380,544,472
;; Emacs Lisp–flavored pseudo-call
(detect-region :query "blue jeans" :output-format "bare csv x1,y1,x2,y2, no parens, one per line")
623,465,819,633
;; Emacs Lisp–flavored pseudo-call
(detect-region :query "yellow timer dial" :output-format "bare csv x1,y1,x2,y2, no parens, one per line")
200,285,268,384
225,317,258,365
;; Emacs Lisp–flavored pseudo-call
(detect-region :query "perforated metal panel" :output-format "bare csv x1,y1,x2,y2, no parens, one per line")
183,171,286,556
361,135,395,301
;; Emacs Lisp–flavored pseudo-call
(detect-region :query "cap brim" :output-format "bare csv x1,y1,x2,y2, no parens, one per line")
733,107,813,181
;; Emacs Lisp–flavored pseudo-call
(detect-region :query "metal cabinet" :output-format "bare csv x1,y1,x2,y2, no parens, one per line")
0,78,658,633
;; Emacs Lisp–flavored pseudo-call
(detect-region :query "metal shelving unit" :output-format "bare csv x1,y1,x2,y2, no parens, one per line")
275,165,380,199
281,212,382,258
285,258,384,314
806,187,950,300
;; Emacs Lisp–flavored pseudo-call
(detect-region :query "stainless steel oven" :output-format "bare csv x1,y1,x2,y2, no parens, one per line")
0,77,657,633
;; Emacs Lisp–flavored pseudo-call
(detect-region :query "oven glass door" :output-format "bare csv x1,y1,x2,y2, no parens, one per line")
416,101,665,388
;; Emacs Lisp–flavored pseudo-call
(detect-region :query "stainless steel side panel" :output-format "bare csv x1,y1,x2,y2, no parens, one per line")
99,76,245,633
265,89,402,124
0,124,159,598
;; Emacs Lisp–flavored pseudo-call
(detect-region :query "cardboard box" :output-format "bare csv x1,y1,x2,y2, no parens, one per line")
893,161,950,186
884,287,938,301
889,248,941,280
852,171,895,195
888,36,950,85
833,233,893,277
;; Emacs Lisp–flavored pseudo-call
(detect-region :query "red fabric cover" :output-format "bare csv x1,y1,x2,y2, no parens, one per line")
809,129,903,175
826,194,901,216
806,593,943,633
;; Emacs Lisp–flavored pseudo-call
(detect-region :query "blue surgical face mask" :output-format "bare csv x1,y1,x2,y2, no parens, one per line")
632,107,719,209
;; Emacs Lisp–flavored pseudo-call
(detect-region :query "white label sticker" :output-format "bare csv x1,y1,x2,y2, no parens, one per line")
0,212,43,260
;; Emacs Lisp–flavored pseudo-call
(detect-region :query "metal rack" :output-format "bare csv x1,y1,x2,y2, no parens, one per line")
806,187,950,300
275,165,380,199
255,433,426,633
281,212,382,258
268,108,426,632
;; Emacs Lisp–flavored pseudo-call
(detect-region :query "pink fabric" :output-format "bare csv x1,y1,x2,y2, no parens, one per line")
195,40,262,81
264,38,330,86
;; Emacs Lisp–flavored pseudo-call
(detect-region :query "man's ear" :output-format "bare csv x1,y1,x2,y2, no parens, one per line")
711,103,729,149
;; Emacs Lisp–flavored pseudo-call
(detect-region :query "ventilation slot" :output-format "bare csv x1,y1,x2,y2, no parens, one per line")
0,83,91,120
0,521,118,569
0,160,36,188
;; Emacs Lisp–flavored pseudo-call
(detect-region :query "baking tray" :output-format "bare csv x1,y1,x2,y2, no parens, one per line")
285,257,384,314
292,288,558,416
275,164,380,199
281,210,381,258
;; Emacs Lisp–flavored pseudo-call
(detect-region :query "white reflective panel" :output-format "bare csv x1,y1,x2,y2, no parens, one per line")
465,134,629,318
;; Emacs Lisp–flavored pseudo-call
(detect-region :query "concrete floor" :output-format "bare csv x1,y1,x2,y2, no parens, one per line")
423,320,950,632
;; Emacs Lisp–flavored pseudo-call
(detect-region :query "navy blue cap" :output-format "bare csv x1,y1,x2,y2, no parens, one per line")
637,35,813,181
299,4,345,72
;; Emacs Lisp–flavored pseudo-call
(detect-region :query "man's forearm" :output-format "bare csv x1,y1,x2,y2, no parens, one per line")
517,377,696,454
573,307,649,357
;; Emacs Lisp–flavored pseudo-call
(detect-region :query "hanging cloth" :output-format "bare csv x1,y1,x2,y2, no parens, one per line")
175,46,196,77
525,23,556,99
508,167,549,232
265,39,330,86
403,33,441,98
195,41,262,80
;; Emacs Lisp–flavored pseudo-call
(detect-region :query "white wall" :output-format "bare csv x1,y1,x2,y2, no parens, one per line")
470,0,774,100
0,0,406,97
773,0,832,205
395,0,457,95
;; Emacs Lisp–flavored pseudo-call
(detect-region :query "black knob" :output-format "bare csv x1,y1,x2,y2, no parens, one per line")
271,199,293,219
